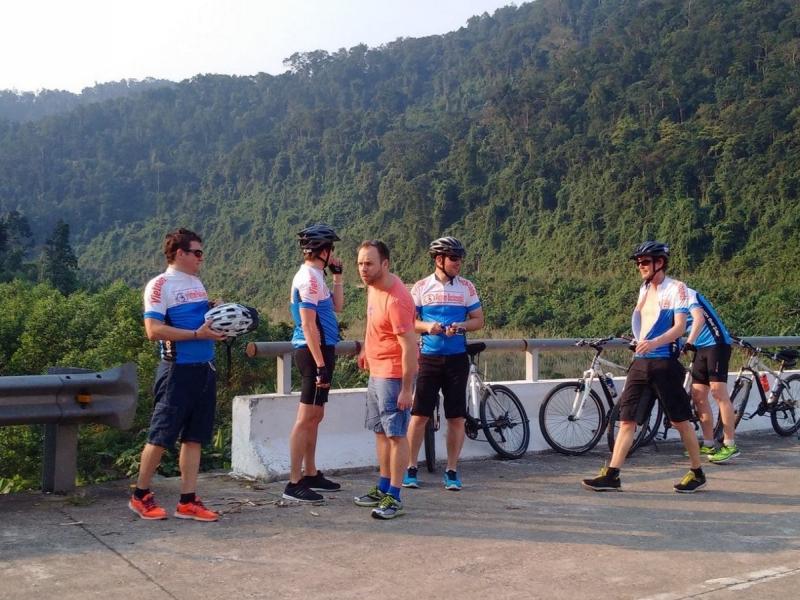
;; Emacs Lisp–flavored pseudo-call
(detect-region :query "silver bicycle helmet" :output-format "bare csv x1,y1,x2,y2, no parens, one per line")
298,224,340,253
428,236,466,258
204,303,259,337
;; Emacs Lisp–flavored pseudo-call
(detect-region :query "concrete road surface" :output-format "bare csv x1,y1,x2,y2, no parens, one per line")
1,431,798,600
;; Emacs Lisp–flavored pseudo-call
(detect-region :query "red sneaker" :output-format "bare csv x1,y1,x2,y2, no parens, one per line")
129,492,168,520
174,497,219,522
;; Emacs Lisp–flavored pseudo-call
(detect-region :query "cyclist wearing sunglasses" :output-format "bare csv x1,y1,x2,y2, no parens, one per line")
283,224,344,503
404,236,484,491
131,228,228,522
683,287,738,463
582,241,708,493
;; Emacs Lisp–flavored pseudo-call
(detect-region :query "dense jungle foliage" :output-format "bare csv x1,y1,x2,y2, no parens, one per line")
1,0,799,490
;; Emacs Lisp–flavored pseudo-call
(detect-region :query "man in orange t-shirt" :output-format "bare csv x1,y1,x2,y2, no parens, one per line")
353,240,418,520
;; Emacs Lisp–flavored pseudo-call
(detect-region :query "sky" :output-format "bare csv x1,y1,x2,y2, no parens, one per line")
1,0,517,93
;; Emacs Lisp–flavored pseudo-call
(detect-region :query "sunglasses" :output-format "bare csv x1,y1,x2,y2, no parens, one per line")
635,259,652,267
445,255,464,262
184,249,204,258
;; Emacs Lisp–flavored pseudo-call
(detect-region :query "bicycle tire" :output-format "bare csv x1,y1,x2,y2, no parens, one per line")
538,381,607,455
423,418,436,472
606,397,661,456
480,384,530,459
714,378,750,439
770,374,800,436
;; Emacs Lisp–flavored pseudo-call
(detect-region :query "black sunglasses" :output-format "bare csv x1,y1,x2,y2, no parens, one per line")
635,259,652,267
184,249,204,258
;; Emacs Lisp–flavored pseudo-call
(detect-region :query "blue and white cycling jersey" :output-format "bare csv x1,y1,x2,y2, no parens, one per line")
686,288,732,348
290,263,340,349
411,274,481,356
143,266,214,364
632,276,690,359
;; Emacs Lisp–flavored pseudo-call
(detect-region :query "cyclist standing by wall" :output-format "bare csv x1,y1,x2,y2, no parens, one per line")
283,224,344,503
404,237,484,490
132,228,228,522
354,240,418,519
582,241,708,493
683,287,739,463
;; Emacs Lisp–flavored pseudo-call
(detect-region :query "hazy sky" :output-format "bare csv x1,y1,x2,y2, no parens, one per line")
2,0,516,93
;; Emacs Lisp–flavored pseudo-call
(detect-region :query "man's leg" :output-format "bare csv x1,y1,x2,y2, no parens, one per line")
288,404,324,481
691,383,715,442
445,417,466,472
710,382,736,443
673,419,702,469
406,415,428,469
136,443,166,490
388,434,410,490
178,441,201,494
609,421,636,469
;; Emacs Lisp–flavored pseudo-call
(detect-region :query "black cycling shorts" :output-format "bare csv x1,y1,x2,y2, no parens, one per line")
294,345,337,406
691,344,732,385
618,358,692,423
412,353,469,419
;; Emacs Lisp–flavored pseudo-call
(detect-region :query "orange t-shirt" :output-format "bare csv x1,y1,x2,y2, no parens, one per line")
364,274,416,378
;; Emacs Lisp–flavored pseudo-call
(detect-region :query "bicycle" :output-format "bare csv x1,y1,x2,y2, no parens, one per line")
606,349,721,455
538,336,626,455
715,336,800,437
423,339,531,468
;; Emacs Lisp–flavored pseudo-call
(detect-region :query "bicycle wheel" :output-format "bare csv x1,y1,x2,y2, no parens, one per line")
606,397,661,456
480,384,530,459
423,418,436,472
770,374,800,436
714,378,751,439
538,381,607,455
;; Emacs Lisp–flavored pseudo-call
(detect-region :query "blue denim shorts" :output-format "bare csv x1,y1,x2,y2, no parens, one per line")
148,361,217,447
365,376,410,437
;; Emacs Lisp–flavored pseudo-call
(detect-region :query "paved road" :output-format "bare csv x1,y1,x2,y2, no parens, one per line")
1,432,798,600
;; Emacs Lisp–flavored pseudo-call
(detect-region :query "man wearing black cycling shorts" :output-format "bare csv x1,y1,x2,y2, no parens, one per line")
283,224,344,503
582,241,708,493
403,237,484,491
683,287,738,463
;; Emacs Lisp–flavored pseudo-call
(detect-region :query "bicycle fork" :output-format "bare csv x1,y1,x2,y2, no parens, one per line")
569,371,595,421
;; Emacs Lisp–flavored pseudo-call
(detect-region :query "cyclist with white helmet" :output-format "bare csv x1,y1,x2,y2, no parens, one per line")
683,287,739,462
404,236,484,491
283,224,344,503
582,241,708,493
131,228,228,522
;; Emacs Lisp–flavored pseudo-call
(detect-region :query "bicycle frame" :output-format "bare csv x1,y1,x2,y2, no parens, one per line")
733,350,788,413
570,339,628,420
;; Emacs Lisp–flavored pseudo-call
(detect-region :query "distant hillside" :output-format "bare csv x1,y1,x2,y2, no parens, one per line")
0,0,797,336
0,78,176,122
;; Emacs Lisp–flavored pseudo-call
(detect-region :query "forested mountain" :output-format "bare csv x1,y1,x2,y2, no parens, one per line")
0,0,798,336
0,79,175,122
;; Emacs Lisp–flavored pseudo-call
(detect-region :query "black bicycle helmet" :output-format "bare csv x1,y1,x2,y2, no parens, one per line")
428,236,466,258
630,240,670,261
297,224,340,253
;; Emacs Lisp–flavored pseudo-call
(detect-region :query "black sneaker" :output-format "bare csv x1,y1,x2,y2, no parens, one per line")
282,481,324,503
581,466,622,492
301,471,341,492
674,470,707,493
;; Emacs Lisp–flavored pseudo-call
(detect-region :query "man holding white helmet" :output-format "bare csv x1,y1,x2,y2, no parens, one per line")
284,224,344,503
131,228,227,522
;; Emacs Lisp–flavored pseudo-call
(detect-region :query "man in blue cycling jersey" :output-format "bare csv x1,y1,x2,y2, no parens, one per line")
283,224,344,503
582,241,708,493
403,237,484,491
683,287,739,463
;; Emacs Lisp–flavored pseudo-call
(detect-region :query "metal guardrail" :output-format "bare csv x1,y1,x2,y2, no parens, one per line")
246,337,800,394
0,363,138,493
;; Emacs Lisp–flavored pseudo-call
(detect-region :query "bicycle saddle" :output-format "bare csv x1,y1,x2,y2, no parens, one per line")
775,349,799,368
466,342,486,356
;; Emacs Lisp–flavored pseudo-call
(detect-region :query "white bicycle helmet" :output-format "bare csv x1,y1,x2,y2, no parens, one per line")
204,303,259,337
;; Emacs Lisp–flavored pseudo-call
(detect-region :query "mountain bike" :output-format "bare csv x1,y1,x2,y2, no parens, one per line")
423,340,531,468
714,336,800,437
606,349,719,455
538,336,626,455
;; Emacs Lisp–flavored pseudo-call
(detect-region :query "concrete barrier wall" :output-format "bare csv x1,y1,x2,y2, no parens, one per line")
232,374,786,481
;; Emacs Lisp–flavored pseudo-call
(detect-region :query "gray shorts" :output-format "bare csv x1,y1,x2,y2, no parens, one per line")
365,376,410,437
